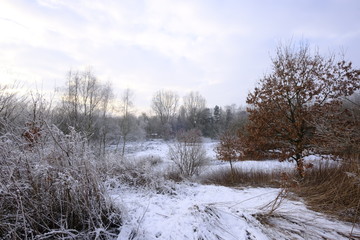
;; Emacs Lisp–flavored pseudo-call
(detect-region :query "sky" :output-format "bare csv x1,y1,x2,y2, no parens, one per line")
1,0,360,112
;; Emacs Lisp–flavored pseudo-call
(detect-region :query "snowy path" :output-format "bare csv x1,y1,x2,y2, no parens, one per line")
110,183,359,240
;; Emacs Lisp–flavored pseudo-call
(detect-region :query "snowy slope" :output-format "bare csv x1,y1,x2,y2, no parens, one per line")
110,183,359,240
109,140,359,240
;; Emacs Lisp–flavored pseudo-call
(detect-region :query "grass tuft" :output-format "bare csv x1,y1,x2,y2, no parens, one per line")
200,167,290,188
201,157,360,225
295,157,360,223
0,126,122,239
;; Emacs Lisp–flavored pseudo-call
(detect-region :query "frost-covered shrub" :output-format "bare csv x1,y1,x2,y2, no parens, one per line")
168,130,209,178
101,154,176,194
0,125,122,239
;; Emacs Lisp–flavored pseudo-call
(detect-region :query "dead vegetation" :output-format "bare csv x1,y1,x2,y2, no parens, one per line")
201,168,289,188
0,125,122,239
295,157,360,223
168,129,209,178
202,156,360,226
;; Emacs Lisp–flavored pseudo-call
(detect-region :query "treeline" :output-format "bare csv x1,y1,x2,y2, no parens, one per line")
148,91,247,139
0,71,247,156
1,42,359,238
1,43,359,168
0,72,125,238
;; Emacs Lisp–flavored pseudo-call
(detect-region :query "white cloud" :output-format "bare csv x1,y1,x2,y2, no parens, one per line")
0,0,359,110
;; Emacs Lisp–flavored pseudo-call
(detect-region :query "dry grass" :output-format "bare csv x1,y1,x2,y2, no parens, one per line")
295,158,360,223
201,158,360,225
164,169,185,182
0,126,122,239
200,167,291,188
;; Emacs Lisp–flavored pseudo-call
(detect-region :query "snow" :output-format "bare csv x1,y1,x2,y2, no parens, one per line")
121,139,340,174
125,140,171,160
121,138,297,173
108,139,359,239
110,183,359,240
204,159,296,174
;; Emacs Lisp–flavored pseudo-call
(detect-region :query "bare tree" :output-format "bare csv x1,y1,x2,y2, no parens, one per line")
0,83,26,135
151,90,179,138
244,43,359,177
62,70,81,130
59,69,106,140
117,88,134,157
168,129,208,177
79,69,103,138
57,67,107,141
151,90,179,125
182,91,206,129
98,82,114,156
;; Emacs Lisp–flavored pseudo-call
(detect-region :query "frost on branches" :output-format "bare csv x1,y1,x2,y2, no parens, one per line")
0,123,122,239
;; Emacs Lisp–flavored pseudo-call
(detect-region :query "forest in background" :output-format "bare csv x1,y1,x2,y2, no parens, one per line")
1,42,360,239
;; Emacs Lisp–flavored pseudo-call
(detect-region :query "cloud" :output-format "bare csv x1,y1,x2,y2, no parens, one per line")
1,0,359,110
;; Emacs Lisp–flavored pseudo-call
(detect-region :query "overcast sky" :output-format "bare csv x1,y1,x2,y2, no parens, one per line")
1,0,360,112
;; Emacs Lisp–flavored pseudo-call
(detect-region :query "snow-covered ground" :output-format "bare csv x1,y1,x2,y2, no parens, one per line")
111,183,358,240
122,139,297,171
122,139,340,173
109,139,359,240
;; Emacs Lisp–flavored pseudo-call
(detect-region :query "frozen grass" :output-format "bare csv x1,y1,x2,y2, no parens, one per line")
101,153,178,195
0,126,122,239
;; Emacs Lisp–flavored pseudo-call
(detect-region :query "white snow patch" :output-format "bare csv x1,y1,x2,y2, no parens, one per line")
119,139,297,173
106,140,359,240
110,183,359,240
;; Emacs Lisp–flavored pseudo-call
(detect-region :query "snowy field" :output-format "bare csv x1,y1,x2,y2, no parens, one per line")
109,139,359,240
120,139,334,174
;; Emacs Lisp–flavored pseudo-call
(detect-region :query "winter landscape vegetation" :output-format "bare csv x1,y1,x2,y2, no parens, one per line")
1,43,359,239
1,1,360,240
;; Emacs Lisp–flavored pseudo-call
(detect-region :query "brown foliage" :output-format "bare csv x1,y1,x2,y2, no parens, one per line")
215,131,242,162
22,121,42,147
244,43,360,177
215,131,243,182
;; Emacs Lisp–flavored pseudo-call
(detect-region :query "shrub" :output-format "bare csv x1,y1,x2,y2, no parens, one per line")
168,130,209,178
0,124,122,239
100,154,177,194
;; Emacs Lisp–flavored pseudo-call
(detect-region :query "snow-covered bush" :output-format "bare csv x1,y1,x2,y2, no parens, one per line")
168,130,209,178
0,124,122,239
102,154,176,194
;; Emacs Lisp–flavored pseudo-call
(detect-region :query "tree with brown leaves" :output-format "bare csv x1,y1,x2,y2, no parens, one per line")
215,131,242,182
245,43,359,177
